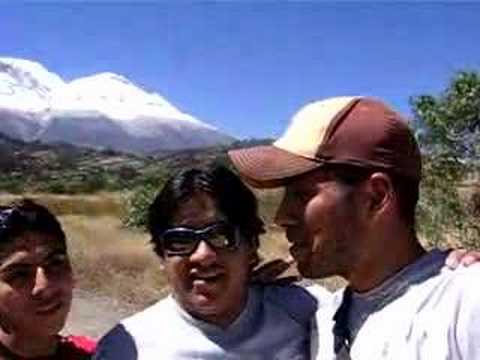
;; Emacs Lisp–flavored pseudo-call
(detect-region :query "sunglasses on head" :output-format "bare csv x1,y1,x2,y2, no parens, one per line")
159,222,239,256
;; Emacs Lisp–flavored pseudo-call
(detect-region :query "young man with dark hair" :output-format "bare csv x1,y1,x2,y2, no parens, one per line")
229,97,480,359
94,165,320,359
0,199,95,359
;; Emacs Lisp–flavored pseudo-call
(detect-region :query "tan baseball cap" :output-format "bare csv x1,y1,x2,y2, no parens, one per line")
228,96,421,188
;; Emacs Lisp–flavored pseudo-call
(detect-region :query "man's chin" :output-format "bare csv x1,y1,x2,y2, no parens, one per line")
296,260,335,279
295,259,315,278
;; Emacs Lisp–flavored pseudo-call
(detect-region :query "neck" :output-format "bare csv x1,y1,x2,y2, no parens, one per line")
0,331,58,358
348,231,426,292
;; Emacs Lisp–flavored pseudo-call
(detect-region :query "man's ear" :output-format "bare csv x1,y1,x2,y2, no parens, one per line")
364,172,394,214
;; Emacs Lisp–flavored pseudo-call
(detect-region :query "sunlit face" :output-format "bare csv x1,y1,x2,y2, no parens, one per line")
162,192,255,328
0,232,73,338
275,170,364,279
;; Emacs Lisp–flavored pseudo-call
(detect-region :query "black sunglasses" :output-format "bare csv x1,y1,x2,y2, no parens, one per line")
159,222,239,256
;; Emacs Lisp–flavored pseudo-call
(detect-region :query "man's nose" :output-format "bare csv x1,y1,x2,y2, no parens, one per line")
31,267,50,297
189,240,217,266
274,195,298,227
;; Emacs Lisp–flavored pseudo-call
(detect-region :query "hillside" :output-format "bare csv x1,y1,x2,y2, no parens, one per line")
0,134,272,194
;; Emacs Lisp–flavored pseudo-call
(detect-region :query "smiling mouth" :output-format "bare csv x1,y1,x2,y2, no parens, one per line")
35,301,64,315
190,268,226,285
193,273,224,282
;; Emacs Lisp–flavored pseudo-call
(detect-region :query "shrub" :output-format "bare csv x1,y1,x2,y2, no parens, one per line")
122,167,169,229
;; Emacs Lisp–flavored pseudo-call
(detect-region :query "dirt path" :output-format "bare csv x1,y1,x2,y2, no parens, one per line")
63,289,137,339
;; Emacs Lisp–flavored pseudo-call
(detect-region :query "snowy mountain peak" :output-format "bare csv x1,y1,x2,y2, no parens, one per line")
0,57,64,93
53,70,187,122
0,57,233,153
67,72,139,92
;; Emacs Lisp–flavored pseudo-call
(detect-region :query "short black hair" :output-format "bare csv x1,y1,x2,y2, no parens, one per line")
148,164,265,257
0,199,67,252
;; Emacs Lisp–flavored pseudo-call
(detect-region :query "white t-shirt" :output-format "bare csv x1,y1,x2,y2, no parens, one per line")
310,249,480,360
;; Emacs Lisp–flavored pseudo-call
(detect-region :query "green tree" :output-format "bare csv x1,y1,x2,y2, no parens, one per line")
410,71,480,247
122,166,169,229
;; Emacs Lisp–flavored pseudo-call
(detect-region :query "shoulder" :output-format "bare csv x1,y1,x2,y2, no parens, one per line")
94,298,173,359
58,335,96,359
121,297,174,332
398,262,480,325
441,263,480,304
261,283,321,324
448,262,480,282
426,261,480,297
440,264,480,356
93,324,137,360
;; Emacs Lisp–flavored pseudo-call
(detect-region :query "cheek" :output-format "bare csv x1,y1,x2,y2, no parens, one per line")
59,269,74,287
303,199,325,237
60,276,74,302
229,256,251,281
164,259,190,290
51,269,74,296
0,286,28,331
0,288,17,313
221,248,253,285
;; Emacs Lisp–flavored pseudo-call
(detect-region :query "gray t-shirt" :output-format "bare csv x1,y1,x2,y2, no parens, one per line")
94,284,319,360
347,249,448,343
312,248,480,359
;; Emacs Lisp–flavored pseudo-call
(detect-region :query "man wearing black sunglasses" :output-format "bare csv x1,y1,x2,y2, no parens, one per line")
94,165,321,359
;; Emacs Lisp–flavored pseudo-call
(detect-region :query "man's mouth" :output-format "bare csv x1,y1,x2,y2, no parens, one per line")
35,300,64,315
191,269,225,284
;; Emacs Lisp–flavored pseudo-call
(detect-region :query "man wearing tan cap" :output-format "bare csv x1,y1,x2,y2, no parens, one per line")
228,97,480,359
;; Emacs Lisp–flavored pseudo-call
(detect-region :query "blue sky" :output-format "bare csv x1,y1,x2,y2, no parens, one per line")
1,2,479,139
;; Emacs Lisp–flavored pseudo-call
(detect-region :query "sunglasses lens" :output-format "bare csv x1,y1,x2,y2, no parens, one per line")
208,233,234,249
161,223,238,256
162,231,198,255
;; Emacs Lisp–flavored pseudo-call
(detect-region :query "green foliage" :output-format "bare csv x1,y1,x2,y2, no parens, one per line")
412,71,480,163
0,174,25,194
411,71,480,248
121,167,169,229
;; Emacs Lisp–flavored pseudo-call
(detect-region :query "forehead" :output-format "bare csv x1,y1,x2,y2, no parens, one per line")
171,192,225,227
0,232,65,264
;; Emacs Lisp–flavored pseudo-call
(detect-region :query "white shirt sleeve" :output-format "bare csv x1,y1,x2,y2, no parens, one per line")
451,266,480,359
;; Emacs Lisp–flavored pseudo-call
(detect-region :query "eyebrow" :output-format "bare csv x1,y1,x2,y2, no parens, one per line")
0,263,32,275
0,249,67,272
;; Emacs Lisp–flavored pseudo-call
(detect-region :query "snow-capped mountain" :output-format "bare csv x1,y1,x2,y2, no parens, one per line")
0,57,234,153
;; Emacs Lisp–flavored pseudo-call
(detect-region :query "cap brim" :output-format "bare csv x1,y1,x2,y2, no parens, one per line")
228,145,323,188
